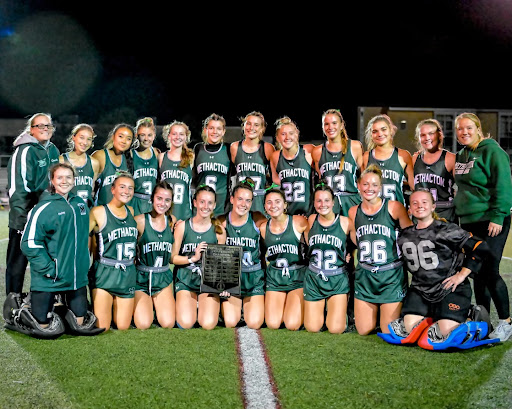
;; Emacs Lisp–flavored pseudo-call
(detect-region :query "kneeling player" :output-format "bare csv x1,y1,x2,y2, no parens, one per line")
379,190,498,350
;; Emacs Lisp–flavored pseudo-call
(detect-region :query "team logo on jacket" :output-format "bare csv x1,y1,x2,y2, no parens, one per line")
77,202,86,215
38,159,47,167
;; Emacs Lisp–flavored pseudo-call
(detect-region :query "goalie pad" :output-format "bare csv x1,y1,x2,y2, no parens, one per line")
62,309,105,336
377,317,433,345
418,321,500,351
5,308,65,339
3,292,26,325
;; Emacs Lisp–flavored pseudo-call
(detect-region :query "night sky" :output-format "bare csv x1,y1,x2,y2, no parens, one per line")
1,0,511,140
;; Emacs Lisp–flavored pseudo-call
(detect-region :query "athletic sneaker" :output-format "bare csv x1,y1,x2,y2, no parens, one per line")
488,320,512,342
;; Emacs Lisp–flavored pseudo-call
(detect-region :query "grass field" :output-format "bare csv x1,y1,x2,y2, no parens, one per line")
1,209,511,409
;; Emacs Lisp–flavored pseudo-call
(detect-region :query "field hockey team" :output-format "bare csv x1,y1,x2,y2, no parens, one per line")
4,110,512,345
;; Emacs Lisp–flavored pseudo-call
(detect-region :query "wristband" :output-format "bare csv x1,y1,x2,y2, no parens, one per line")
188,257,194,264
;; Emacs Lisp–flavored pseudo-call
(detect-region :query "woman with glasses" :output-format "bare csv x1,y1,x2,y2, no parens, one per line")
4,113,60,303
60,123,100,208
91,123,135,206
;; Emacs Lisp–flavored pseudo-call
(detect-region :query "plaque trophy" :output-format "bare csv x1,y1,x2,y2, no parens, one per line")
200,244,242,295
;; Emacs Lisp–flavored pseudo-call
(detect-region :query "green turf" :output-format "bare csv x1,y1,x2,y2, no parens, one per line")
1,209,512,409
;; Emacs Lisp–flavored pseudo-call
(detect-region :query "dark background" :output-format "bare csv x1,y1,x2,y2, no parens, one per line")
1,0,511,143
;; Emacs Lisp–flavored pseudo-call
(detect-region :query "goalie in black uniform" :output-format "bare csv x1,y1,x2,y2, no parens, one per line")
378,189,499,350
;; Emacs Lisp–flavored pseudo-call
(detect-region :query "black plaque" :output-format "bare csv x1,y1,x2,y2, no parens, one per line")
200,244,242,296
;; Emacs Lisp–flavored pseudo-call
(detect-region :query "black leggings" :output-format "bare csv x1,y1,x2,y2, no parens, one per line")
5,228,29,295
31,286,88,324
461,215,511,320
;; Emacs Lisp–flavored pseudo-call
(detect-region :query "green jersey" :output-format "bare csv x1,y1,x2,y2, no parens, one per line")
137,213,174,268
234,142,270,214
62,152,95,207
367,147,406,205
130,148,158,215
354,200,401,267
317,140,361,215
276,145,313,215
193,143,231,217
95,149,128,206
264,215,304,270
97,205,138,261
159,152,193,221
307,215,347,272
225,212,261,271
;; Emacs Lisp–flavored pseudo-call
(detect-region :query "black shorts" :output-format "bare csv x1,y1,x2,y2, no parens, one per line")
401,281,471,323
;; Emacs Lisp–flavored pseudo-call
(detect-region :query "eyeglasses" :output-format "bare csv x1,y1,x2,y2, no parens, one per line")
31,124,55,131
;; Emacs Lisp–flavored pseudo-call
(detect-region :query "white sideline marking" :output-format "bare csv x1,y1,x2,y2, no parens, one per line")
236,327,280,409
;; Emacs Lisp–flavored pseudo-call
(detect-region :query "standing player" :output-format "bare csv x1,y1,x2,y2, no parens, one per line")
231,111,275,214
60,123,100,208
412,119,456,222
270,116,315,216
363,114,414,205
304,182,352,334
133,181,176,330
312,109,363,216
159,120,194,222
381,190,496,350
5,113,60,299
261,186,309,331
193,113,232,217
171,185,227,330
348,164,413,335
219,179,267,329
89,172,138,330
92,123,135,206
128,117,160,216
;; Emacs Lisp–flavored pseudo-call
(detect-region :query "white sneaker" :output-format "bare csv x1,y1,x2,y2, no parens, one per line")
488,320,512,341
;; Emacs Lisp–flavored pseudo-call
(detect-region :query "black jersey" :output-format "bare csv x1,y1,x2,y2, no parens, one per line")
398,220,471,302
413,150,455,221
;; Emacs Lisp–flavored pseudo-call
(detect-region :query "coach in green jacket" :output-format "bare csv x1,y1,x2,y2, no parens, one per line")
21,163,90,326
5,113,60,296
454,112,512,342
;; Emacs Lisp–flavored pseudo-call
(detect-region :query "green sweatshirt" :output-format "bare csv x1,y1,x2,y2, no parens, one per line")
454,138,512,225
21,191,90,292
7,133,60,230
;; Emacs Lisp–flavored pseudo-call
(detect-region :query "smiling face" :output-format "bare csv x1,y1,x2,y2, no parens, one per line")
112,127,134,153
30,114,54,143
168,124,188,149
264,191,287,218
205,120,225,144
137,126,155,150
371,120,393,147
244,115,264,141
322,113,343,141
409,190,435,222
418,123,441,152
358,172,381,202
314,190,334,216
276,124,299,151
194,190,216,218
73,128,94,154
230,187,253,217
52,166,75,197
111,176,134,204
456,117,481,149
152,186,173,215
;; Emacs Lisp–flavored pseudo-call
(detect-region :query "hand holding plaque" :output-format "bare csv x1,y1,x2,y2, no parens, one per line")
200,244,242,296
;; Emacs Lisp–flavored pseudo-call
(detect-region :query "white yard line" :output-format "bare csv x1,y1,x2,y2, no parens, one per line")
235,327,281,409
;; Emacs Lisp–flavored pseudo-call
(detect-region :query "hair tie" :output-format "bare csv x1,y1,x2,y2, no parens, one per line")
265,183,280,192
240,179,255,189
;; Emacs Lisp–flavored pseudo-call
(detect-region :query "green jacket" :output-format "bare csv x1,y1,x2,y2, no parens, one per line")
454,138,512,225
21,191,90,292
7,133,60,230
